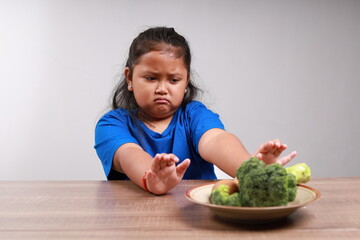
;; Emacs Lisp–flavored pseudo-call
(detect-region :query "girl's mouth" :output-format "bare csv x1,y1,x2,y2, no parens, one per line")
154,98,169,104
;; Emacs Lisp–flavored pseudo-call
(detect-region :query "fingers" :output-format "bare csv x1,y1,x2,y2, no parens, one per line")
258,139,287,156
255,139,296,166
277,151,297,166
176,158,191,177
151,153,179,172
256,152,263,160
147,155,190,194
274,141,287,157
258,141,271,153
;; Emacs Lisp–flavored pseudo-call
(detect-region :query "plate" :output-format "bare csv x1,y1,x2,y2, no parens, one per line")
185,183,321,223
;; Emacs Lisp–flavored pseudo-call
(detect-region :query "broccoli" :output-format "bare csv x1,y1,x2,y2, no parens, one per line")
210,185,241,206
210,157,311,207
236,157,297,207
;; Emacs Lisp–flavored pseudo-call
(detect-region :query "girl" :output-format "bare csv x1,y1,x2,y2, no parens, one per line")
94,27,297,195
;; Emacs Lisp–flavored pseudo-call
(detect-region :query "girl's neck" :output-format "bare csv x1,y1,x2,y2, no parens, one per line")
138,111,173,134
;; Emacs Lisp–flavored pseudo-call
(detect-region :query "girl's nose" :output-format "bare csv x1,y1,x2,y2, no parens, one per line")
155,81,168,94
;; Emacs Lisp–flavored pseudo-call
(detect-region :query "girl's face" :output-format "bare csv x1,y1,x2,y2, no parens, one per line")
125,50,188,121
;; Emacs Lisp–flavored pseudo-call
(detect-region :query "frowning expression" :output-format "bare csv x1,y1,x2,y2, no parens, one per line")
125,50,188,121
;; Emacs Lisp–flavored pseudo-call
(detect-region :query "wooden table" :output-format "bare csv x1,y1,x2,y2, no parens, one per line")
0,178,359,239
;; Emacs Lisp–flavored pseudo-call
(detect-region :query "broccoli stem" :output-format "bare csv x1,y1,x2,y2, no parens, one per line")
286,163,311,184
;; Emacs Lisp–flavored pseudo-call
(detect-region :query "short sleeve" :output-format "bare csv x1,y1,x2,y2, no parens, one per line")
94,109,139,177
185,101,225,153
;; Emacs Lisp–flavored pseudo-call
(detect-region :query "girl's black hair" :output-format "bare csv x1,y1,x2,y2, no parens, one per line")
111,27,201,110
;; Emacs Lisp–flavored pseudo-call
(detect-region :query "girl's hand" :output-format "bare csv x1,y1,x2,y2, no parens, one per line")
253,139,297,166
145,153,190,195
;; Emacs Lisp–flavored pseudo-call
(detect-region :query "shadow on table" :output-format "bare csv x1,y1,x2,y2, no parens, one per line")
180,203,307,231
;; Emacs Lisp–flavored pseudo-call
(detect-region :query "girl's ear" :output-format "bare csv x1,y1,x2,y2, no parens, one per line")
124,67,133,91
124,67,131,83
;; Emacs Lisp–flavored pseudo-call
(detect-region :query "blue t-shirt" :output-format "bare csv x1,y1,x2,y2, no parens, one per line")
94,101,224,180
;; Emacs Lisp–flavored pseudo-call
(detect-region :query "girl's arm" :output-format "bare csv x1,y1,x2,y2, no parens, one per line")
198,128,296,178
113,143,190,195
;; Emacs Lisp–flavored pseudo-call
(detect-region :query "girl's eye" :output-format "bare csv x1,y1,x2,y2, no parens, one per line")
145,76,157,81
170,78,180,83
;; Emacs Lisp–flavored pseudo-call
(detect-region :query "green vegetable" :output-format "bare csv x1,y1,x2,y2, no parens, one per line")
210,157,312,207
286,163,311,184
236,157,297,207
210,185,241,206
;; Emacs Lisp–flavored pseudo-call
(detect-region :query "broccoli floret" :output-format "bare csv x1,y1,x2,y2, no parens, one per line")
210,158,312,207
210,185,241,207
236,157,297,207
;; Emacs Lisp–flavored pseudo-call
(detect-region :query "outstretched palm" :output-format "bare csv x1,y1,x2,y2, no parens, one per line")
146,153,190,195
254,140,297,166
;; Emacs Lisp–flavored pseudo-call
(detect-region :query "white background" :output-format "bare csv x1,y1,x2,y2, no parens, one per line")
0,0,359,180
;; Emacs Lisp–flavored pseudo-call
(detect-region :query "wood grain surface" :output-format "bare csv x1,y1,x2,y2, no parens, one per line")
0,178,359,239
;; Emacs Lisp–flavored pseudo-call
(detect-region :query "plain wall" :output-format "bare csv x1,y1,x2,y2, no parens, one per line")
0,0,359,180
